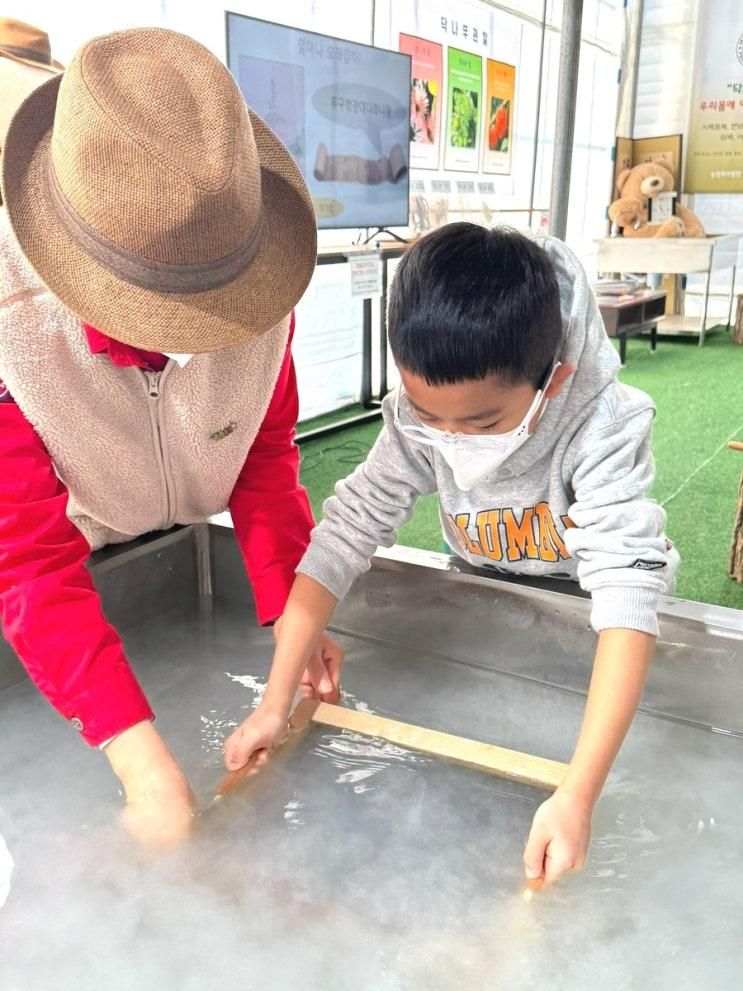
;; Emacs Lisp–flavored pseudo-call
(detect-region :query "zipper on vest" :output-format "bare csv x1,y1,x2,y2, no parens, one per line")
143,369,175,529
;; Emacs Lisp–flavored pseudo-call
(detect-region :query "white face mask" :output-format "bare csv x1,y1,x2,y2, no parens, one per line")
394,366,559,491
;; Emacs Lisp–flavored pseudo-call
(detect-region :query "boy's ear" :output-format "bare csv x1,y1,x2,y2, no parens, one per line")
545,363,576,398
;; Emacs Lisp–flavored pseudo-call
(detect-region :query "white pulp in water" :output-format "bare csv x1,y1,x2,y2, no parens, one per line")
0,835,13,908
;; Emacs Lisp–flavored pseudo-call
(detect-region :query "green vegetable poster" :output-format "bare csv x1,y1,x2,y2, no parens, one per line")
444,47,483,172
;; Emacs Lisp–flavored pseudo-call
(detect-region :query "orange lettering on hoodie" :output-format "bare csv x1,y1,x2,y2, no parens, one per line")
535,502,571,561
446,513,482,555
475,509,503,561
503,507,539,562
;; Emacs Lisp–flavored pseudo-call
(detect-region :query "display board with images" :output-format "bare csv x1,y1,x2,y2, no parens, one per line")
393,0,522,222
613,135,683,193
226,12,412,230
399,37,517,177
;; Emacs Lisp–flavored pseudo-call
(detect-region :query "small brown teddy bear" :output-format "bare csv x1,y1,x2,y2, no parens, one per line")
609,161,705,238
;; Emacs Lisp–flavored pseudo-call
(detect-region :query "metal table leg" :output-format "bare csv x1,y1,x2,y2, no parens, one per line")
699,267,712,346
361,297,373,406
379,256,389,399
727,264,738,331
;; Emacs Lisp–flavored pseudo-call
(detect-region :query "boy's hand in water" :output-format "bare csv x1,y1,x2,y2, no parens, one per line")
223,584,345,773
522,630,654,886
105,721,196,847
522,785,592,885
223,703,289,772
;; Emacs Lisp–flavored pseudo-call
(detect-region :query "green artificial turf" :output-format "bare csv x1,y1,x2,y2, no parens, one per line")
299,329,743,610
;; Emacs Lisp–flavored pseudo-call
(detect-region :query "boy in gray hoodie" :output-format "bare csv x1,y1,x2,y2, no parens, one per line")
225,223,678,885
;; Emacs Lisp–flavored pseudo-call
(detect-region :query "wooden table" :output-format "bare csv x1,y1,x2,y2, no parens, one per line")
597,289,667,364
595,234,740,346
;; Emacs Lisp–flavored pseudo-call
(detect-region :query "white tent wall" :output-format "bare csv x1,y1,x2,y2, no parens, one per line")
634,0,698,138
7,0,624,419
635,0,743,318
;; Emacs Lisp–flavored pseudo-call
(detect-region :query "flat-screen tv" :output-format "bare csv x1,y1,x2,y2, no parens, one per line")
226,12,411,230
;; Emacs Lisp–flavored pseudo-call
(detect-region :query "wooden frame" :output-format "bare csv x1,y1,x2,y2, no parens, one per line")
309,702,567,790
214,699,568,802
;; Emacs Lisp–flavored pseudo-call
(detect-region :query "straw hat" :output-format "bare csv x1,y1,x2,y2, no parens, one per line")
0,17,63,71
0,19,62,181
1,27,318,352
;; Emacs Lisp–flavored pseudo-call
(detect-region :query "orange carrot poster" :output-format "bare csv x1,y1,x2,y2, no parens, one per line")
482,60,515,175
399,34,443,171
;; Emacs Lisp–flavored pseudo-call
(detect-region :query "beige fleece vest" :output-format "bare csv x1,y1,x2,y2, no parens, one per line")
0,215,289,550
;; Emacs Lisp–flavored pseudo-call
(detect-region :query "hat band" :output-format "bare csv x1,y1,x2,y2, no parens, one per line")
46,155,263,294
1,43,52,66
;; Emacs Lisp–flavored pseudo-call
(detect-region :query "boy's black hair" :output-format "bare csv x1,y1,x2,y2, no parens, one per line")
388,223,563,387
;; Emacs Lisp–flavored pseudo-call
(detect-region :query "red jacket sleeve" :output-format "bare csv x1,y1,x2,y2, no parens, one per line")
0,395,153,746
229,313,314,624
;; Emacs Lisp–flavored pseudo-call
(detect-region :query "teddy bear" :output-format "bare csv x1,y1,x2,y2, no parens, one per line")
608,161,705,238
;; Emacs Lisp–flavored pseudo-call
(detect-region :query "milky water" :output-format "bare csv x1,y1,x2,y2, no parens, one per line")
3,598,743,989
202,672,429,815
315,730,430,793
4,742,740,991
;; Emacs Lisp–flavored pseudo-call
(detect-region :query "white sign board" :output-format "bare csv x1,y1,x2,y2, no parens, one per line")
349,253,383,298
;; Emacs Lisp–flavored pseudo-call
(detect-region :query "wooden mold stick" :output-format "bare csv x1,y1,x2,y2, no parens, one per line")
309,702,567,790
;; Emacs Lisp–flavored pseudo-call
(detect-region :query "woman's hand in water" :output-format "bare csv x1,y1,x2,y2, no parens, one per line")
105,721,196,847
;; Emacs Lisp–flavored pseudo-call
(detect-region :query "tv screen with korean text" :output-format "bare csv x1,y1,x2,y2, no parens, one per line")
226,12,412,230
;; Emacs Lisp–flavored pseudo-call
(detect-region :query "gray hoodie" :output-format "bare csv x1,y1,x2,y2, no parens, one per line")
298,235,678,636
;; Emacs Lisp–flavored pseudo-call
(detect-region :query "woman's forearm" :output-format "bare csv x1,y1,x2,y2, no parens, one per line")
561,628,655,806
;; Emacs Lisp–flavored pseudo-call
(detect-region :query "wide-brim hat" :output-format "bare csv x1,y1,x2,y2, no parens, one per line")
1,27,318,352
0,20,62,187
0,18,64,71
0,56,60,151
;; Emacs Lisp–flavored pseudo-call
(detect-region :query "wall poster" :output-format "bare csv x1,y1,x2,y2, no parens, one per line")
399,33,443,170
482,59,515,175
444,47,483,172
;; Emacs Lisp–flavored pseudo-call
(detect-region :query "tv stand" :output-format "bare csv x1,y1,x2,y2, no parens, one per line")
360,227,409,245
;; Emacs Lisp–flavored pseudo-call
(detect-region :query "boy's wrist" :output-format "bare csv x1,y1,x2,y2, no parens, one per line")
557,768,604,810
259,691,295,722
